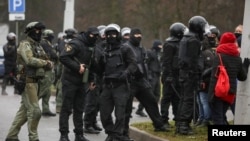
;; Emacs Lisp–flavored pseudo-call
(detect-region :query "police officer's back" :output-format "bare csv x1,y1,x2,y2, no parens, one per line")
176,16,210,135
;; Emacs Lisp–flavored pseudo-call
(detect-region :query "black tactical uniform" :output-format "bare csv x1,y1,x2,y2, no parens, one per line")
136,40,163,117
1,33,17,95
83,27,106,134
176,16,210,135
59,27,99,141
161,22,186,127
99,24,137,141
147,40,162,103
124,28,169,139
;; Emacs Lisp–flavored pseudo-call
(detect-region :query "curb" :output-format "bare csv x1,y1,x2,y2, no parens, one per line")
129,126,169,141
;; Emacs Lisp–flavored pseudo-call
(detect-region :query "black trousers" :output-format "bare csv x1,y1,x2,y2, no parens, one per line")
137,74,161,111
83,86,101,126
176,70,198,123
99,83,129,136
59,80,86,135
160,78,180,122
124,78,163,135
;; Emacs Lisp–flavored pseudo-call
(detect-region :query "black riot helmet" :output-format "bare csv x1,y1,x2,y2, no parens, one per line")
169,22,186,40
209,25,220,38
188,16,209,34
64,28,77,39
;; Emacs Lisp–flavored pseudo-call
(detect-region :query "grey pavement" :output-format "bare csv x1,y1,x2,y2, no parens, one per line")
0,84,152,141
0,83,234,141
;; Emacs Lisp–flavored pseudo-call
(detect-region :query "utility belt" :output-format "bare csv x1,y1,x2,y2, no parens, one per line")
104,78,126,88
26,77,38,83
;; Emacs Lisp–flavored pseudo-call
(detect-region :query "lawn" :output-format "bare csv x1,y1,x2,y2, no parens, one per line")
131,121,209,141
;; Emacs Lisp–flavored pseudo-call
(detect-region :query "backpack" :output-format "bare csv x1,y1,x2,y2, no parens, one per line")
214,54,230,98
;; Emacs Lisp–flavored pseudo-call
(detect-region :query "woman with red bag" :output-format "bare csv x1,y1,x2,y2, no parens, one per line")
208,32,249,125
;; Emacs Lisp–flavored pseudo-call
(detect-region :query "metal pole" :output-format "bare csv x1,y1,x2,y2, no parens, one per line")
16,21,19,44
63,0,75,31
234,0,250,124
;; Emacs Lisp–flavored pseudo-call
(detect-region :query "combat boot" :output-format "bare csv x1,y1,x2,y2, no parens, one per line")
135,110,147,117
92,123,102,131
59,134,70,141
74,134,89,141
83,125,100,134
175,122,194,135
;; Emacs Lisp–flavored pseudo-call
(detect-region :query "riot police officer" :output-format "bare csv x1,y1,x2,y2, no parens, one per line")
1,32,17,95
161,22,186,128
176,16,210,135
39,29,58,116
82,25,106,134
123,28,169,140
5,21,52,141
99,23,137,141
59,27,99,141
55,28,77,113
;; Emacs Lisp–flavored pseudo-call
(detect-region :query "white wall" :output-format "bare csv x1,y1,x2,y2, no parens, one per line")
0,24,9,45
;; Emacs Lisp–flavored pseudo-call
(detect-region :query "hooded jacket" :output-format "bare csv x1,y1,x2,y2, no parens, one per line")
208,32,247,101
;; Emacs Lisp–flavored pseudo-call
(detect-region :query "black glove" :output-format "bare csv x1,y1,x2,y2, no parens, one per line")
119,70,128,80
243,58,250,73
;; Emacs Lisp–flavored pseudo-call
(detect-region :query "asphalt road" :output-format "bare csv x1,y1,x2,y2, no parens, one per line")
0,84,153,141
0,83,234,141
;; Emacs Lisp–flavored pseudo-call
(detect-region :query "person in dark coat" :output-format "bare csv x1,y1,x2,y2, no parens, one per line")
1,32,17,95
208,32,249,125
59,27,99,141
161,22,186,128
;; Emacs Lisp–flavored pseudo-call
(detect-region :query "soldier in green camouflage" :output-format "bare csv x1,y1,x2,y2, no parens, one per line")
39,29,58,116
5,21,53,141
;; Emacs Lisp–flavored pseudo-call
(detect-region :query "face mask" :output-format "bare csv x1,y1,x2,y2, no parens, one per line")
106,32,119,45
208,37,216,47
87,36,98,46
234,33,241,38
130,36,141,46
8,40,16,45
28,29,42,42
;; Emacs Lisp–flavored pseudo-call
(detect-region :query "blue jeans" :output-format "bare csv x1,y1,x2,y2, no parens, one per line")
197,91,211,122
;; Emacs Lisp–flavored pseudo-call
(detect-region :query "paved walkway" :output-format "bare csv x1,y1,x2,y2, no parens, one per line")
0,84,234,141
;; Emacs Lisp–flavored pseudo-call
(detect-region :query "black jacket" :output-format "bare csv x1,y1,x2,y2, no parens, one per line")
60,33,96,85
208,54,247,100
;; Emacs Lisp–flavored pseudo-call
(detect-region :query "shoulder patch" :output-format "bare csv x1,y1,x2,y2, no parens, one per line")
65,44,72,52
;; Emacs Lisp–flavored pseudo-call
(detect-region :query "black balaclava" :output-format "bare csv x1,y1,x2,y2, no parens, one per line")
130,28,142,46
45,34,55,43
207,36,216,47
27,22,45,42
8,39,16,46
106,30,120,45
152,40,162,52
85,26,99,46
28,29,43,42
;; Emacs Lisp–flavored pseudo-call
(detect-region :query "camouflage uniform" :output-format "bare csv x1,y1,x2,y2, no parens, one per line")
6,22,50,141
39,29,58,116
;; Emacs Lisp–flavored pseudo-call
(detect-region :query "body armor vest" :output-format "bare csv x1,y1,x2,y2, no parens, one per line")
103,46,126,79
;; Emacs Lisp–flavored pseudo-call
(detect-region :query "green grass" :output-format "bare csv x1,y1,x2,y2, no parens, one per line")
131,121,234,141
131,121,208,141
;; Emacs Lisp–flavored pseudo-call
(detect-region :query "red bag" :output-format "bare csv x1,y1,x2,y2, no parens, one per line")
215,54,230,98
220,94,235,105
